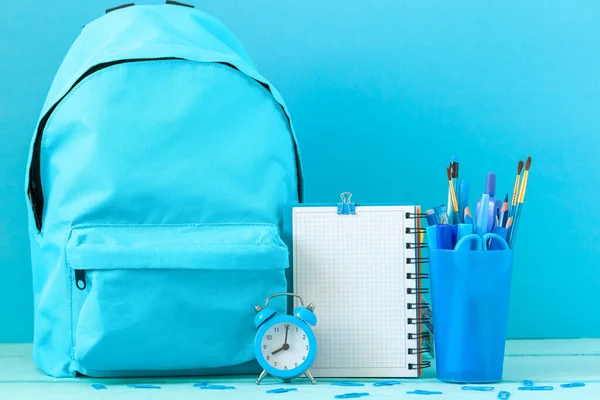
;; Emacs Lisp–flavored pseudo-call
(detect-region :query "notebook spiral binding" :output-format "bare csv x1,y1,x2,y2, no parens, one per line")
405,210,432,372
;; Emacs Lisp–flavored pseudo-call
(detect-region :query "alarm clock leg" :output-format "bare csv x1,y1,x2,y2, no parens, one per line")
255,369,268,385
304,370,316,384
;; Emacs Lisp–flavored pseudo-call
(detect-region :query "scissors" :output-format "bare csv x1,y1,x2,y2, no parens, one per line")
454,233,509,251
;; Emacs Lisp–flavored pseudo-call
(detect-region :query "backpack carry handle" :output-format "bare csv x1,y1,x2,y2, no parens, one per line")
106,1,194,15
166,1,194,7
106,3,135,14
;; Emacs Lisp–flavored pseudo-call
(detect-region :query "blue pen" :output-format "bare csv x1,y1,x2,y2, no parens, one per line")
476,193,490,236
476,173,502,232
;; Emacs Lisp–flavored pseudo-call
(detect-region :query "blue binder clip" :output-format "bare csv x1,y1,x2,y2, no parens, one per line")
337,192,356,215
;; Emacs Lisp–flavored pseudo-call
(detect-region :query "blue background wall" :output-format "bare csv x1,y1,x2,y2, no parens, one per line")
1,0,599,342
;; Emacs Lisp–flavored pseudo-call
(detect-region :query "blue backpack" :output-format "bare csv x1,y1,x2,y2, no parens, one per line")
25,3,302,378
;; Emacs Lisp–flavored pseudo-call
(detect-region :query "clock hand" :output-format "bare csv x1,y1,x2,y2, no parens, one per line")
271,325,291,355
271,342,290,355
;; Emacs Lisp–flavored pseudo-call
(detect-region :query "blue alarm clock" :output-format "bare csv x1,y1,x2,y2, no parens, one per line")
253,293,318,384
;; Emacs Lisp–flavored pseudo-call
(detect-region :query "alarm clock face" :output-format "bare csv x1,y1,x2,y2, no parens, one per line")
260,320,313,372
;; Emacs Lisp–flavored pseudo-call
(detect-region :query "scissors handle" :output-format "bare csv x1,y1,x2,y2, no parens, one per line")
482,233,510,250
454,233,509,251
454,234,481,251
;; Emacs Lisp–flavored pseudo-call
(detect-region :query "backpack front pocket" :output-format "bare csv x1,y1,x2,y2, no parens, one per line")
66,224,289,376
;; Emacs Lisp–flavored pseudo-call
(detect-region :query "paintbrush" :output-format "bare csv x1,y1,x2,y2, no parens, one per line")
509,160,524,218
446,167,459,219
448,157,459,224
508,156,531,248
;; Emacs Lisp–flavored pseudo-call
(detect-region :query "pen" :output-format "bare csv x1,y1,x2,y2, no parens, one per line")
476,193,489,236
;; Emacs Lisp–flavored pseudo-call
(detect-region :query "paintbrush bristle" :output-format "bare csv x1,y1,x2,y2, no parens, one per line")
517,160,524,174
525,156,531,170
446,167,452,181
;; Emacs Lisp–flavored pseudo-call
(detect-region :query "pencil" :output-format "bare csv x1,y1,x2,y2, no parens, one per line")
508,156,531,248
499,193,509,227
464,206,473,225
446,167,459,216
509,160,524,218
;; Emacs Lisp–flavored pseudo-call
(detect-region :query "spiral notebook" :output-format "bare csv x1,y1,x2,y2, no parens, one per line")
283,196,431,378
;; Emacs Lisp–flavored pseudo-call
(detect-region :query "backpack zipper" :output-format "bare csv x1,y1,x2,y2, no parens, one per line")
27,58,179,233
28,58,180,292
75,269,87,290
26,58,294,292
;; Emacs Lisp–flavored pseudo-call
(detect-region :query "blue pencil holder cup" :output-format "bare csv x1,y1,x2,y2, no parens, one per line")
429,247,514,383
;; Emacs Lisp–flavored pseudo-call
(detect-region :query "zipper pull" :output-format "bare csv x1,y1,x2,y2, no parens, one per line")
75,270,86,290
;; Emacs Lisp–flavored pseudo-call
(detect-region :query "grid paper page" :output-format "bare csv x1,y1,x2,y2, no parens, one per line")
292,206,419,377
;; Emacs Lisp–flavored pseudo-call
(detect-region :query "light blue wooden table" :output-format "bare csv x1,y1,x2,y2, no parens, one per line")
2,340,599,399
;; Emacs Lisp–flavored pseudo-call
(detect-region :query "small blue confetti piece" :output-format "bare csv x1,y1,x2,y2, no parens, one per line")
522,380,533,386
267,388,298,394
199,384,236,390
497,391,510,399
126,384,161,389
373,380,401,387
518,385,553,391
561,382,585,388
331,382,365,387
193,382,209,387
461,386,494,391
334,392,370,399
91,384,107,390
406,390,443,395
